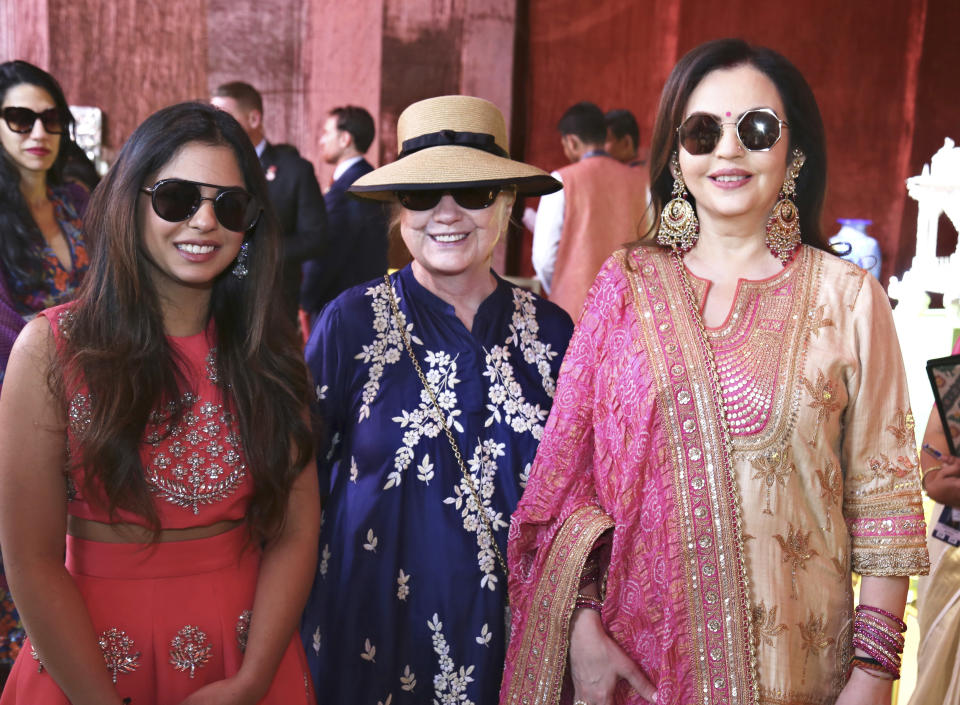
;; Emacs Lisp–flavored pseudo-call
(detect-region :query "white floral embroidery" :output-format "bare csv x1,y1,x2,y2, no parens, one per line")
397,569,411,601
443,440,508,591
361,637,376,662
388,351,463,489
482,288,562,440
316,384,328,401
312,627,321,654
400,665,416,692
325,432,341,463
519,462,531,489
507,287,561,397
427,614,476,705
349,456,358,484
416,453,435,484
319,544,331,577
355,281,421,423
363,528,378,552
475,623,491,647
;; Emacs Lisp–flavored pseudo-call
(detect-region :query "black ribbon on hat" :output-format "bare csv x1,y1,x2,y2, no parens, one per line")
398,129,508,159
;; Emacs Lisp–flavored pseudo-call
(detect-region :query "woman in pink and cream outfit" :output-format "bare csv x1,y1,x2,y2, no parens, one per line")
500,39,929,705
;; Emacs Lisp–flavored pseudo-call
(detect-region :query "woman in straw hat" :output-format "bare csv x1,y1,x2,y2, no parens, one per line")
298,95,573,705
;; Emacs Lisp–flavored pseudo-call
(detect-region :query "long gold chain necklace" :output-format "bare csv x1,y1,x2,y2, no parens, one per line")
382,275,511,591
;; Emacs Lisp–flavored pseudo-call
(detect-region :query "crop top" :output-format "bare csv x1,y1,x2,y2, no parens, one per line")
41,303,253,529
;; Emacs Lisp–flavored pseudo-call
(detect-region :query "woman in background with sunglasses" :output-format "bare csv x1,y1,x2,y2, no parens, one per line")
0,61,90,384
0,101,319,704
298,95,573,705
0,58,89,687
501,39,928,705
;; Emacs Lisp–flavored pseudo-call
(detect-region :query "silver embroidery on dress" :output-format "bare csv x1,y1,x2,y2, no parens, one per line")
30,644,43,673
98,628,141,684
145,392,246,514
205,348,219,384
68,393,93,437
169,625,212,678
236,610,252,653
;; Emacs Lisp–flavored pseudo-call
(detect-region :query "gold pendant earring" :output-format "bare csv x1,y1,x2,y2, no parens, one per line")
657,152,699,252
765,149,805,263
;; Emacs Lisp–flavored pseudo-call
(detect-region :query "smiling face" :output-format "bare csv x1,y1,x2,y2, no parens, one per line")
399,189,515,285
138,142,247,303
677,64,789,234
0,82,62,178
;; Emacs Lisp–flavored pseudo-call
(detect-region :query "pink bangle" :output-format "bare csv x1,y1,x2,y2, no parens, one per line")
856,604,907,633
856,610,907,639
853,622,903,654
575,594,603,612
852,634,901,678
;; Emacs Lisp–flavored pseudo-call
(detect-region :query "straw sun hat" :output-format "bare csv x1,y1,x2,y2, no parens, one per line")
349,95,561,200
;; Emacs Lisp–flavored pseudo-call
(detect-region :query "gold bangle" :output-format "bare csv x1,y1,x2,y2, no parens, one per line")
921,466,942,492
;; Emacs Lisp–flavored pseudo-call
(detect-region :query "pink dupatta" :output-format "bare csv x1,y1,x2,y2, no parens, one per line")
501,248,758,705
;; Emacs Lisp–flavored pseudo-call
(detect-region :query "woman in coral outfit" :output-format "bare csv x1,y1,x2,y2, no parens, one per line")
0,102,319,704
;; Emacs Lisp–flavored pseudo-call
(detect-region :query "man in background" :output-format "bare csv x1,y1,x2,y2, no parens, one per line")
212,81,327,322
533,101,649,318
300,106,388,321
605,108,644,167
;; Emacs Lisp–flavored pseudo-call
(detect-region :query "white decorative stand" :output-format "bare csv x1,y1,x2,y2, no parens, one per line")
889,138,960,438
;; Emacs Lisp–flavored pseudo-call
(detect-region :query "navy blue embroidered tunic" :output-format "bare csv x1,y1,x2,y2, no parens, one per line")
300,266,573,705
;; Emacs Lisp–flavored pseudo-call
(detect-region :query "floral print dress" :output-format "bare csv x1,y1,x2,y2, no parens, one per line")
299,266,572,705
1,184,88,673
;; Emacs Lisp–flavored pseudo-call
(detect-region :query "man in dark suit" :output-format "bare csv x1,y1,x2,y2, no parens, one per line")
300,106,388,321
212,82,327,322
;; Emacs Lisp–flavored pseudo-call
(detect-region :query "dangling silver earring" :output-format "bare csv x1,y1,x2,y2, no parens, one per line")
765,149,805,263
232,241,249,279
657,152,699,252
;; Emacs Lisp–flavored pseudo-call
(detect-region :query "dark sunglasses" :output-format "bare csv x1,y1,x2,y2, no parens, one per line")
1,106,66,134
678,108,787,155
141,179,261,232
395,186,502,211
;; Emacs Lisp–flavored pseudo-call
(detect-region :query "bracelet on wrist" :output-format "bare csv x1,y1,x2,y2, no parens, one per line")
921,465,942,492
855,604,907,633
574,594,603,613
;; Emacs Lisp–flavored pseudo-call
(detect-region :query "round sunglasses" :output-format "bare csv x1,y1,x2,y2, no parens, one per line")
395,186,502,211
678,108,787,155
141,179,261,233
1,106,66,134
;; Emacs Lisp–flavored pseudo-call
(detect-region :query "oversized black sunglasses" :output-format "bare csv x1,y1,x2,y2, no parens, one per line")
395,186,502,211
141,179,261,233
1,106,66,134
678,108,787,155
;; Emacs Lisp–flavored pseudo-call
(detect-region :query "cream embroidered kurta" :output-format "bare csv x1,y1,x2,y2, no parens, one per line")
697,246,928,702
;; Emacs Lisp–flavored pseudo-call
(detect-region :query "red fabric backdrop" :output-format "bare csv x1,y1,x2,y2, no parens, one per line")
514,0,960,286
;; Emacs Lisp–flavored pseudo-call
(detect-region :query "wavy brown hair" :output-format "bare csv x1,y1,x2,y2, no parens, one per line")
53,102,312,542
641,38,830,251
0,60,79,295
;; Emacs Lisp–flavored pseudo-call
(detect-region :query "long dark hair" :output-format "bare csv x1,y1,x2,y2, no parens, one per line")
644,38,829,250
56,101,312,542
0,60,78,293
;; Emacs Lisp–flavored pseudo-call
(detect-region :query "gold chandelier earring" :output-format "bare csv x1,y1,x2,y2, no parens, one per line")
765,149,806,263
657,152,699,252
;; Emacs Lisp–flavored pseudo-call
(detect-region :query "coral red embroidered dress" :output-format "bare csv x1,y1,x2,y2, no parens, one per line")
1,304,313,704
